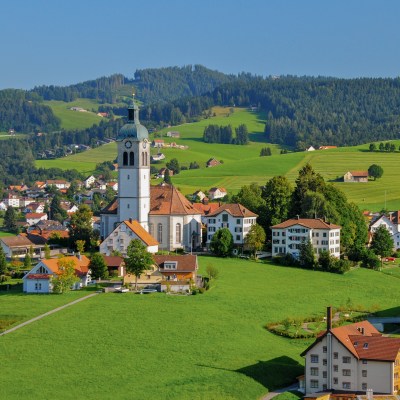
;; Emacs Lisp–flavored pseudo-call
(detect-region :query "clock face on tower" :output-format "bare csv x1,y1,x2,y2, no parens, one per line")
142,141,147,149
125,140,132,149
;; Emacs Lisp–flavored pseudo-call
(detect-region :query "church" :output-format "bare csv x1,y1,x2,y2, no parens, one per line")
100,99,202,253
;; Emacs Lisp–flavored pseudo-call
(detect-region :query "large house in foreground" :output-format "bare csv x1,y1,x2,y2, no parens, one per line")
301,307,400,394
271,218,341,258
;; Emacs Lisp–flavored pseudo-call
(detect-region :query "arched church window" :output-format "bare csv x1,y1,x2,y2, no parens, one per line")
175,223,181,244
149,223,154,237
157,223,163,243
142,152,145,166
129,151,134,166
123,152,128,166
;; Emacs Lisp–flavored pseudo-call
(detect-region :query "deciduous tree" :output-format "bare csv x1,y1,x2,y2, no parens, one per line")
51,258,80,293
370,225,393,268
125,239,154,290
368,164,384,180
245,224,266,258
210,228,233,257
0,246,7,275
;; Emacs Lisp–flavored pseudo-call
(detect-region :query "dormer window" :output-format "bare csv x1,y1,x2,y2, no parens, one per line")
363,343,368,349
164,262,177,270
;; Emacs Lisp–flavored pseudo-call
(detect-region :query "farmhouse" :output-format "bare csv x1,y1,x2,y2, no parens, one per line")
343,171,368,183
166,131,180,138
301,307,400,394
152,139,164,148
22,255,91,293
208,187,228,200
206,203,258,248
271,218,341,258
206,158,221,168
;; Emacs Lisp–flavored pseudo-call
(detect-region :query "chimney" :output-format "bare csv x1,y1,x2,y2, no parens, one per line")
327,306,332,331
77,252,81,260
129,218,132,223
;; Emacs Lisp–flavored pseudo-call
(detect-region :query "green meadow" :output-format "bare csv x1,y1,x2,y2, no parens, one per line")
1,257,400,399
44,98,105,130
35,106,400,211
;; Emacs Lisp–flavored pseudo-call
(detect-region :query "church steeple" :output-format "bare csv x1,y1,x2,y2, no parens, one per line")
127,94,140,123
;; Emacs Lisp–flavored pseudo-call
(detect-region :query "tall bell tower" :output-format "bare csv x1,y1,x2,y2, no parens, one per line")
116,96,150,230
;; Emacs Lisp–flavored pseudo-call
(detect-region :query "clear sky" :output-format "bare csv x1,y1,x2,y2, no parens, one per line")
1,0,399,89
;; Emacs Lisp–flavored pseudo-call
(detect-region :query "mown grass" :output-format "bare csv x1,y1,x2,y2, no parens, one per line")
44,99,104,130
1,257,400,399
0,231,16,237
34,107,400,210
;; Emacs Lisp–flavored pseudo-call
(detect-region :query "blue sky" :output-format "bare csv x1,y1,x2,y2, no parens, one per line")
1,0,399,89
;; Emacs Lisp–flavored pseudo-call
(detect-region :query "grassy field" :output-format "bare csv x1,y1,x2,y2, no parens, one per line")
34,106,400,210
0,231,16,237
1,257,400,399
44,98,105,130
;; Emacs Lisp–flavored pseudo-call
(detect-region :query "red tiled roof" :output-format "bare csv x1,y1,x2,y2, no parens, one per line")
26,213,47,219
349,170,369,177
26,274,52,279
207,203,258,218
42,255,90,276
301,320,400,361
192,202,221,215
102,255,124,267
124,220,159,246
0,235,35,247
272,218,341,230
154,254,198,272
149,185,202,215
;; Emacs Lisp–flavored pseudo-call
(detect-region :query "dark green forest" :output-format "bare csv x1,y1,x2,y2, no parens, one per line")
0,89,60,132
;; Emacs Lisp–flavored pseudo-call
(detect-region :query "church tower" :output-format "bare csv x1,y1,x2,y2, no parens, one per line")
116,97,150,230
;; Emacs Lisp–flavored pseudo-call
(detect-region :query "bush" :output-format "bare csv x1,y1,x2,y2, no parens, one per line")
199,287,206,294
0,275,11,283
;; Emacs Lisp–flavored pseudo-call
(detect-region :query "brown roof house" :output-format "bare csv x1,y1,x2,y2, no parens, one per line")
343,170,369,183
301,307,400,394
206,158,221,168
155,254,198,293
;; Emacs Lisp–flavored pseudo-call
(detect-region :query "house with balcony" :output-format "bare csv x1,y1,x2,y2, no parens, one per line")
301,307,400,395
205,204,258,248
271,218,341,259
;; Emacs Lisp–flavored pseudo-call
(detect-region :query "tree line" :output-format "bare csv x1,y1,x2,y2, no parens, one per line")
203,124,249,144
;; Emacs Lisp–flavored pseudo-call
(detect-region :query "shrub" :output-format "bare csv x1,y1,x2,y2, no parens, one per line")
199,287,205,294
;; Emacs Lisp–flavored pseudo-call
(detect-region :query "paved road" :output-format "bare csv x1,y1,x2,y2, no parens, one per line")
0,292,99,337
261,383,299,400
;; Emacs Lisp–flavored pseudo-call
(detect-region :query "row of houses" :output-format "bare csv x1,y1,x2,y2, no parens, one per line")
22,251,198,294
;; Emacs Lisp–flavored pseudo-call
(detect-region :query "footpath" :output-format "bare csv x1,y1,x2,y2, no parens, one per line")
0,292,99,337
261,383,299,400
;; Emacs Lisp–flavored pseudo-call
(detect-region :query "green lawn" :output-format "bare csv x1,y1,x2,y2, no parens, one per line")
1,257,400,399
44,99,105,130
0,231,16,237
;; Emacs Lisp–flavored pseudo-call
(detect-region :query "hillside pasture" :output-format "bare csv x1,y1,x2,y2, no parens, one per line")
1,257,400,399
44,99,104,130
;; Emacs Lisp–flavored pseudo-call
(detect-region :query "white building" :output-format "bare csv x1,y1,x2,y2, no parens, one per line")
208,187,228,200
5,194,20,208
100,99,202,253
301,307,400,394
271,218,341,258
83,175,96,189
205,203,258,247
22,255,91,293
100,219,159,256
26,212,48,226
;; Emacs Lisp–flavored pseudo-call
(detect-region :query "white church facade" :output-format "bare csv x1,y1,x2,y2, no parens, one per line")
100,99,202,252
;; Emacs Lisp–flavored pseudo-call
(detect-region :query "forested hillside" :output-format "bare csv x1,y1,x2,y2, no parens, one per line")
3,67,400,150
132,65,236,103
0,90,60,132
208,77,400,148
